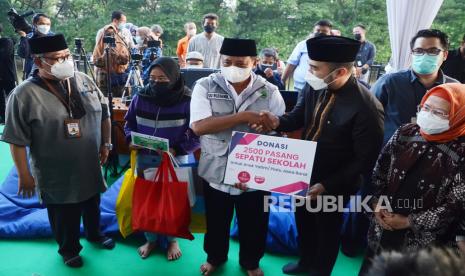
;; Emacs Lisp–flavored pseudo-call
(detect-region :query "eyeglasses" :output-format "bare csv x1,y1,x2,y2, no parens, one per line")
42,54,72,64
417,104,449,118
412,48,443,56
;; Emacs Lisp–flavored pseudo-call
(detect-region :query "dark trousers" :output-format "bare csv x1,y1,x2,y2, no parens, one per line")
203,181,269,270
295,200,345,276
358,246,377,276
46,194,103,258
341,184,371,255
0,80,15,121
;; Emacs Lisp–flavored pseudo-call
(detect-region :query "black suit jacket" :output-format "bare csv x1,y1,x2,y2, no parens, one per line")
277,77,384,195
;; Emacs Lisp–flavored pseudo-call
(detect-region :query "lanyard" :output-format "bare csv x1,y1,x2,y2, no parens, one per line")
42,78,74,118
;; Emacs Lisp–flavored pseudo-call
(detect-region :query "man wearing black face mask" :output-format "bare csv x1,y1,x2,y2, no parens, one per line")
187,13,224,69
254,48,285,90
353,24,376,83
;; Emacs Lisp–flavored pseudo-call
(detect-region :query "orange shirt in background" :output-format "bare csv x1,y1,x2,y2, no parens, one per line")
177,36,190,67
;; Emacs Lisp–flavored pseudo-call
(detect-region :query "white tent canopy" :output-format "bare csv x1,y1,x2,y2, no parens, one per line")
386,0,444,73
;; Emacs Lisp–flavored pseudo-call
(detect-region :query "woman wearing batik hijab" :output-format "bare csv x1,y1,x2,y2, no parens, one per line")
359,83,465,274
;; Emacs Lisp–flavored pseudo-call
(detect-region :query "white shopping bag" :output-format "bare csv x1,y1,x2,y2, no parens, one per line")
143,154,196,207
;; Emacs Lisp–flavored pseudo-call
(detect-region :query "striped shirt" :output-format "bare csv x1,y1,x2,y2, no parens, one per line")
124,94,200,167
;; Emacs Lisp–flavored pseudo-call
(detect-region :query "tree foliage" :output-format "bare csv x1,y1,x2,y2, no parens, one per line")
1,0,464,63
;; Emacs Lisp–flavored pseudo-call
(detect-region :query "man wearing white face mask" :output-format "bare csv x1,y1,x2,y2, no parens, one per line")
17,13,53,79
95,11,134,50
185,51,205,68
256,36,384,276
372,29,458,146
190,38,285,276
177,22,197,68
93,13,132,97
1,34,115,268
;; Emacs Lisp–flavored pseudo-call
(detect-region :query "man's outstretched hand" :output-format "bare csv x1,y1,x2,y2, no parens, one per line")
249,111,280,133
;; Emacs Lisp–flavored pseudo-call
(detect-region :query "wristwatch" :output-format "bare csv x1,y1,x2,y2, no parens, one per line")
102,143,113,150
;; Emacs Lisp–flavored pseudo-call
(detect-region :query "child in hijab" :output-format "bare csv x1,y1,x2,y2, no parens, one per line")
124,57,200,261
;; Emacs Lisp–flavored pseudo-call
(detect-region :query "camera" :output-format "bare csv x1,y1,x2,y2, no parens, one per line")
146,40,161,62
74,38,83,51
103,35,116,47
130,48,142,62
131,53,143,61
7,8,34,33
147,40,161,48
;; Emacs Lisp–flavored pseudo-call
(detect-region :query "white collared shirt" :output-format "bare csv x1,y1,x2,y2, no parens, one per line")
190,73,286,195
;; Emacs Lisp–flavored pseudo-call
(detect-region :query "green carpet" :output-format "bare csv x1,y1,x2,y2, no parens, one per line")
0,125,363,276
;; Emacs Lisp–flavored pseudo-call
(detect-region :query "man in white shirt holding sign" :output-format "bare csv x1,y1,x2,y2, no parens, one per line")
190,38,285,276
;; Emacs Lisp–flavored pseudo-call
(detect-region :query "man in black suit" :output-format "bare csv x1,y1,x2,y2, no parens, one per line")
255,36,384,276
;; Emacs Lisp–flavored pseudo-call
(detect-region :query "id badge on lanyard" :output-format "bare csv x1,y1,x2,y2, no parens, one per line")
64,118,82,138
43,78,82,139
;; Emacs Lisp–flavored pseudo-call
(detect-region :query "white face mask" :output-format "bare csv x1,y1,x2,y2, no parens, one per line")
36,25,50,35
118,22,126,30
305,69,337,90
42,58,75,80
135,36,143,45
221,66,252,83
416,110,450,134
188,29,196,36
187,64,203,69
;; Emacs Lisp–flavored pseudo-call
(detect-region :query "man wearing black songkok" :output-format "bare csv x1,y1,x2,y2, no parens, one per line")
257,36,384,276
190,38,285,276
1,34,115,268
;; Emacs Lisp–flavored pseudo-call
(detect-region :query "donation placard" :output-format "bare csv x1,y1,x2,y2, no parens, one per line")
224,132,317,196
131,132,169,151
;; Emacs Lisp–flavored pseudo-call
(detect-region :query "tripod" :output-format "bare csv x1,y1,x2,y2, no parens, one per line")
121,59,144,105
101,39,129,180
74,40,96,83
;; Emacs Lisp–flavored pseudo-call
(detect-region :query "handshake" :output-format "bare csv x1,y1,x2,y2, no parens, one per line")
243,111,280,133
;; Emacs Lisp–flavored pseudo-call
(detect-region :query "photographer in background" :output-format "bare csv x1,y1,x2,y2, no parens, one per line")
150,24,164,50
92,24,130,97
134,26,162,82
95,11,134,50
17,13,53,79
0,24,16,124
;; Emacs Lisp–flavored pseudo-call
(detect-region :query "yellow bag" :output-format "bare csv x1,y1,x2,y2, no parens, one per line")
116,150,137,238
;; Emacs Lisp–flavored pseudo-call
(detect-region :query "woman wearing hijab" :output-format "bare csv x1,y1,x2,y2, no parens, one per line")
124,57,200,261
359,83,465,274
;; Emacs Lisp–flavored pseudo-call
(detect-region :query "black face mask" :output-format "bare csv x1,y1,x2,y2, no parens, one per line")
204,25,216,33
139,80,185,107
354,33,362,41
313,32,326,38
149,81,171,96
259,64,277,71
